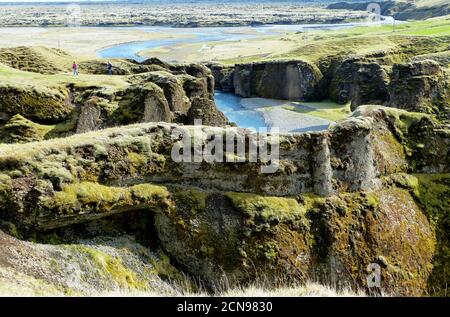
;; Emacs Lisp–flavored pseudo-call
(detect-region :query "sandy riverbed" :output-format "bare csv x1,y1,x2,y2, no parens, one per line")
240,98,333,133
0,27,195,57
139,34,299,63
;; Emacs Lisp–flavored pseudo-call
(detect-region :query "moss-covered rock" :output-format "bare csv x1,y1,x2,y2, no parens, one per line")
353,105,450,173
0,83,73,123
0,52,225,143
387,173,450,296
233,60,324,101
155,186,435,295
0,115,446,296
307,188,435,296
0,231,189,296
155,188,312,289
206,63,234,92
113,83,172,125
185,97,229,126
329,57,390,108
0,114,53,143
387,60,450,122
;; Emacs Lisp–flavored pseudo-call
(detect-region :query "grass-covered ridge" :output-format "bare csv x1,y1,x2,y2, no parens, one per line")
282,100,351,122
222,15,450,66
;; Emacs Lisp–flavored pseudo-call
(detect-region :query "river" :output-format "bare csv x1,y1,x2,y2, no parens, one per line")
97,20,394,131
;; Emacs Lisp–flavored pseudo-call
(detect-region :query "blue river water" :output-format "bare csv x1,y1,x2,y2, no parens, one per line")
214,91,266,129
99,26,276,62
97,20,395,129
98,26,278,128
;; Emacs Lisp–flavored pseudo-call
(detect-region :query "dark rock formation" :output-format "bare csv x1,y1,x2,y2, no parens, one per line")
232,60,324,101
387,60,450,121
0,107,447,295
0,58,226,143
329,58,390,110
186,97,228,126
141,72,191,113
207,63,235,92
209,56,449,123
171,63,215,98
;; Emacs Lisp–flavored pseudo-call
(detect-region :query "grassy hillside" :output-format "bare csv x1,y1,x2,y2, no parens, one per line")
0,62,129,90
222,15,450,66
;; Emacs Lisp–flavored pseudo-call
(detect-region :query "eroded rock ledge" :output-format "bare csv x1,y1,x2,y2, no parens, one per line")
0,106,448,296
208,57,450,122
0,52,228,143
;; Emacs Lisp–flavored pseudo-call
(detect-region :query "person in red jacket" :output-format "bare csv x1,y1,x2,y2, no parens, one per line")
72,61,79,76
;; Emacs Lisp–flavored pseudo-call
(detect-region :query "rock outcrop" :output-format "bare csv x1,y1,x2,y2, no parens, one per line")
211,57,449,123
0,55,227,143
207,63,234,92
0,107,448,295
329,58,390,109
0,84,73,123
387,60,450,121
185,97,228,126
232,60,323,100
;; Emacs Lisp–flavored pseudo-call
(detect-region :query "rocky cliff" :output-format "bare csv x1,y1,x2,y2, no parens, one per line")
209,57,450,122
0,49,227,144
226,60,324,101
0,106,448,296
387,60,450,121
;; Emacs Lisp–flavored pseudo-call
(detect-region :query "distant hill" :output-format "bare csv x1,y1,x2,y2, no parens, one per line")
327,0,450,20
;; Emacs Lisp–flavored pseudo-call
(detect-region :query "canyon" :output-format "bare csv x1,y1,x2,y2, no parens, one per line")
0,2,449,297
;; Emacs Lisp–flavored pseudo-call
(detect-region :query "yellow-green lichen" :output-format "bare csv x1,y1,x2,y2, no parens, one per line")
75,246,148,290
41,181,170,214
226,192,306,220
173,188,209,216
127,152,148,165
131,183,170,201
0,114,54,143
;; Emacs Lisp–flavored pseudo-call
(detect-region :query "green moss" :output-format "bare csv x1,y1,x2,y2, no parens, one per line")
309,188,435,296
147,250,190,287
33,160,74,184
386,173,420,193
283,101,351,122
127,151,149,175
0,174,12,209
382,107,433,139
0,114,54,143
0,83,72,122
127,152,147,165
226,192,307,226
384,173,449,296
365,192,380,209
131,183,170,201
413,174,450,296
0,173,12,190
45,110,79,139
173,188,209,216
93,144,108,157
53,182,130,207
41,181,170,213
76,246,148,290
